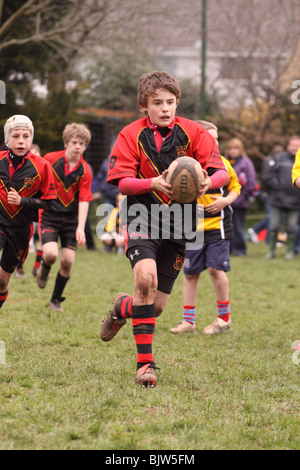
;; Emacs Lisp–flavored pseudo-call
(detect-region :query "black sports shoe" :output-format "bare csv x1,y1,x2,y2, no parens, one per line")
49,296,65,312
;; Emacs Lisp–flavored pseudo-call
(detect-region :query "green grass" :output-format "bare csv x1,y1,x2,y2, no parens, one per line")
0,238,299,450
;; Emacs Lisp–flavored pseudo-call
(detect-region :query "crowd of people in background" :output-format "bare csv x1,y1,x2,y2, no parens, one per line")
247,136,300,260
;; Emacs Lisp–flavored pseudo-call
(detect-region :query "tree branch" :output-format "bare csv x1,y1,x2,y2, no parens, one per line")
0,0,4,24
0,0,36,39
24,0,54,16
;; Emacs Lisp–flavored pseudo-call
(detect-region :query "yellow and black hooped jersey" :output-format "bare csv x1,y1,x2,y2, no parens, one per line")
197,157,241,241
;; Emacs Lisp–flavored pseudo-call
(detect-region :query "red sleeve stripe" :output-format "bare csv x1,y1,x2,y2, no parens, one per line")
207,155,227,169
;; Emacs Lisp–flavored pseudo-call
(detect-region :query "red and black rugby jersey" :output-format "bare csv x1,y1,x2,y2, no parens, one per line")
0,150,56,226
107,116,225,204
43,150,93,214
107,116,226,243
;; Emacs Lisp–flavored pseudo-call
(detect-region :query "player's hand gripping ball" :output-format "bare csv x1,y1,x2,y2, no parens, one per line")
166,156,204,203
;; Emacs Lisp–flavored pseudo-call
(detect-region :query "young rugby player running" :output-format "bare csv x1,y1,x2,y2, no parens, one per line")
0,115,56,308
100,71,229,387
36,123,93,312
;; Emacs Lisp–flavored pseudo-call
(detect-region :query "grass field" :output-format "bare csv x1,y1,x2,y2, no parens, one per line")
0,235,299,450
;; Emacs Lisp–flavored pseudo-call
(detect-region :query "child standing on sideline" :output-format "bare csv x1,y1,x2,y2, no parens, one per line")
170,121,241,335
36,123,93,311
100,71,229,387
225,138,256,256
0,115,56,308
100,192,125,253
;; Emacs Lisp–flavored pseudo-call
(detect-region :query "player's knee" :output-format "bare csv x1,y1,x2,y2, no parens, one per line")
207,267,222,280
60,258,73,273
44,253,57,265
136,270,157,298
207,266,217,275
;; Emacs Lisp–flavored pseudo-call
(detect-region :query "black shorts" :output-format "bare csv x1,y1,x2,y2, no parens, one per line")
40,210,77,250
127,237,185,295
0,224,33,273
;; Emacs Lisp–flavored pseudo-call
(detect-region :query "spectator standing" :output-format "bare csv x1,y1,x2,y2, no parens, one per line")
93,153,120,252
100,193,125,254
225,138,257,256
292,147,300,254
93,153,119,209
264,136,300,259
247,144,284,245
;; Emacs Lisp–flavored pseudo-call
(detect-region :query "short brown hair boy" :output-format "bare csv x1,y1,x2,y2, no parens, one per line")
137,70,181,109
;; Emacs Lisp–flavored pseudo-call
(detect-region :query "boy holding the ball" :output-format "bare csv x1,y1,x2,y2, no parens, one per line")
100,71,229,387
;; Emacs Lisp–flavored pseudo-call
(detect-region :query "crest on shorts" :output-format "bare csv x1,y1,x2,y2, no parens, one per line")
176,146,187,158
24,177,34,188
173,254,184,271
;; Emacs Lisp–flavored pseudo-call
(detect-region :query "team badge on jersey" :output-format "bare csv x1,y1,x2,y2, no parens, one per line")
173,254,184,271
24,177,34,188
176,146,187,158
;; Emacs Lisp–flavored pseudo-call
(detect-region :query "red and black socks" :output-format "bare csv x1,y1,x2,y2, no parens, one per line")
112,296,156,370
132,303,156,370
33,249,43,271
115,294,133,319
0,290,8,308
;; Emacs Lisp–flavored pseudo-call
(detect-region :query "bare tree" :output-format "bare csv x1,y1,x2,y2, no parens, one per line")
0,1,115,60
194,0,300,159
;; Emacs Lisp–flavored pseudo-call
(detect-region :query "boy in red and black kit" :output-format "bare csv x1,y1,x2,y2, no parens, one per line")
36,123,93,311
0,115,56,308
100,71,229,387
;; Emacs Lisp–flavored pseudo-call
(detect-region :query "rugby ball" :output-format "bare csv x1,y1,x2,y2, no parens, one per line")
166,157,204,203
